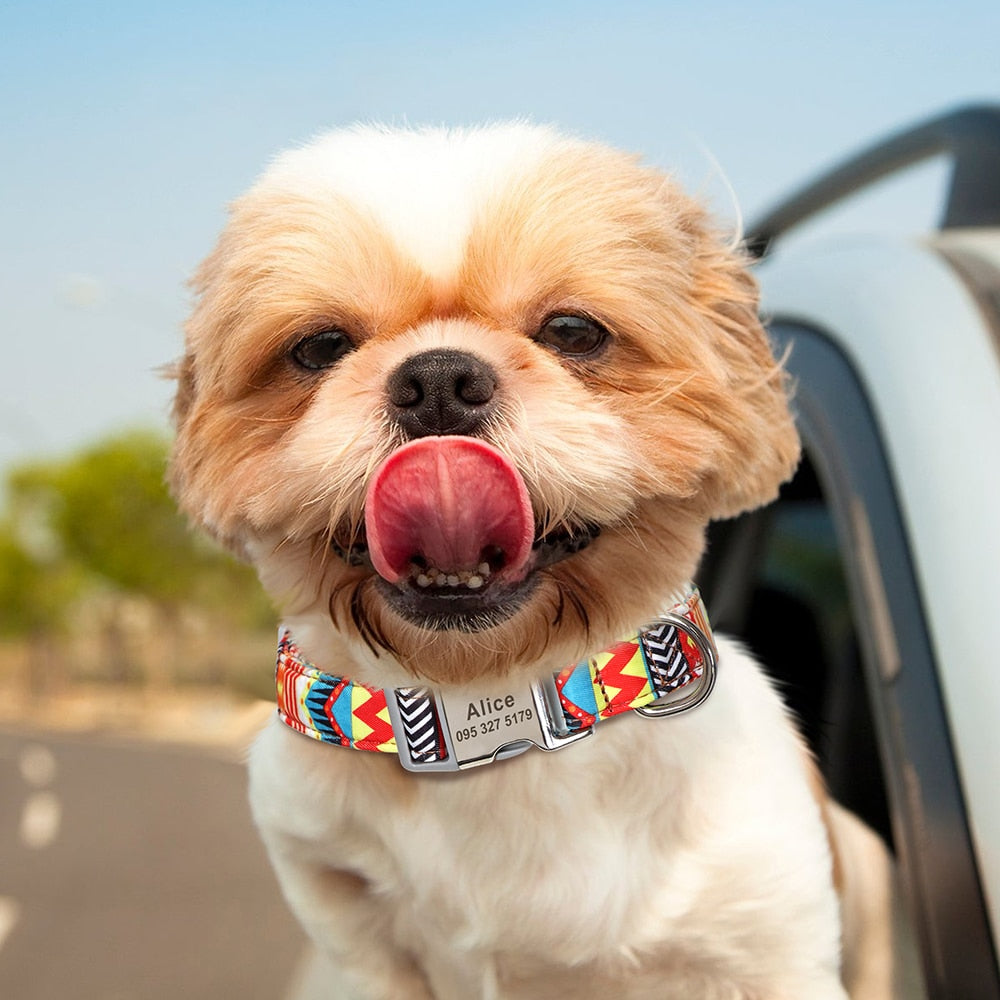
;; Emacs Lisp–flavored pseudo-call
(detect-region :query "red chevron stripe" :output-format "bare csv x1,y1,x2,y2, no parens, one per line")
596,641,646,716
277,659,305,722
679,632,704,675
352,688,395,749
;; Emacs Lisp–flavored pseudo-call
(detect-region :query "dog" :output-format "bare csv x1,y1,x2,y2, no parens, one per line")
170,123,905,999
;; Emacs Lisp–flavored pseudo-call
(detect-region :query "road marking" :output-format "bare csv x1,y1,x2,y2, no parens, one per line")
18,744,57,787
19,791,61,850
0,897,20,953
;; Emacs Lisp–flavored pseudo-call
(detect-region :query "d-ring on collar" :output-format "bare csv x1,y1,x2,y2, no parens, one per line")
275,587,717,773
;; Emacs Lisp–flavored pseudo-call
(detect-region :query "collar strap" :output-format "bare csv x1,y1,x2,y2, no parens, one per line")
276,588,717,773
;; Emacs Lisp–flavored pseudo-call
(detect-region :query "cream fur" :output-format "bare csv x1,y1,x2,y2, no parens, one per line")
262,124,567,281
171,123,905,998
250,637,848,1000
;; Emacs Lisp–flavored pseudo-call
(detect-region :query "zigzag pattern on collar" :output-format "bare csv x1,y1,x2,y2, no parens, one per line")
275,589,714,767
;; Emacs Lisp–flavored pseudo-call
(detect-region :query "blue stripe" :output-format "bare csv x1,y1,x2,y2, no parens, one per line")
331,680,355,741
561,661,599,716
305,676,338,741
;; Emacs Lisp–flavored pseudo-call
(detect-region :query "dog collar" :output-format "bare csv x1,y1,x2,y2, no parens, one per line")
275,588,717,773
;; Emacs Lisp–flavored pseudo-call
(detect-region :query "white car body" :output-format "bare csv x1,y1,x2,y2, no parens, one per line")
700,104,1000,998
757,230,1000,977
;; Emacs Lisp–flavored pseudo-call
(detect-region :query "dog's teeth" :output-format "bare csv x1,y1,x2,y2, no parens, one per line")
410,563,489,590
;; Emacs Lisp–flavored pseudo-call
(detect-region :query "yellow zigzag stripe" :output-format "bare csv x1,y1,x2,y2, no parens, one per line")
589,644,651,709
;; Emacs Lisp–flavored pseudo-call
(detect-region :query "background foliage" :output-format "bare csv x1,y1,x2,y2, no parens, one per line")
0,429,275,697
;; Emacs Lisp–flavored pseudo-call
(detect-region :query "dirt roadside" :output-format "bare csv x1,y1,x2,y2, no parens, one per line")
0,683,274,753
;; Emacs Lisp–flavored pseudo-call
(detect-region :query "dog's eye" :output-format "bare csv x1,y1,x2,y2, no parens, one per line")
535,315,608,357
291,329,354,370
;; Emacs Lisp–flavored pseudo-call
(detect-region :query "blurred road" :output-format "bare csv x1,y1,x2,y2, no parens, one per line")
0,726,309,1000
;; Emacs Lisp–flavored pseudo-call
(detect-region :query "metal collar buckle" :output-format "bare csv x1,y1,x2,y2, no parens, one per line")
275,587,717,771
633,612,718,718
385,675,593,773
385,611,717,773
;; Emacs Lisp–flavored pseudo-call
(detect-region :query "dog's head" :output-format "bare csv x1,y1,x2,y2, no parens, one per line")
170,124,798,684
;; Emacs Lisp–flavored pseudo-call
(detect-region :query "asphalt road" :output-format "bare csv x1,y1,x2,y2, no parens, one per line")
0,726,309,1000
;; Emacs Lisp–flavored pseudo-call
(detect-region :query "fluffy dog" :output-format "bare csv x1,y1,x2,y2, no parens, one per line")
170,124,901,999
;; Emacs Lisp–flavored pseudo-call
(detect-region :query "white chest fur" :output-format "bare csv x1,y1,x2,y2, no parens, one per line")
248,638,845,999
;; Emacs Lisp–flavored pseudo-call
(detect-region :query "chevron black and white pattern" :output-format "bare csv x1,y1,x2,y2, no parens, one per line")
640,623,692,694
393,687,446,763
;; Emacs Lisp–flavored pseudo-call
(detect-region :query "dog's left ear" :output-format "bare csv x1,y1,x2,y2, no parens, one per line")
689,229,800,521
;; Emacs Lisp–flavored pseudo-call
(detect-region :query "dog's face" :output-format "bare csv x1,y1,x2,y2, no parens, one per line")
170,124,798,684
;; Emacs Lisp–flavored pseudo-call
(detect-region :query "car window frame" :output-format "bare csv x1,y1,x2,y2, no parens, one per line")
755,320,997,998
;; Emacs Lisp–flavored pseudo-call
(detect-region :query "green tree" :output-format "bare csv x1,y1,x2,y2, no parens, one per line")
1,428,273,637
0,523,81,637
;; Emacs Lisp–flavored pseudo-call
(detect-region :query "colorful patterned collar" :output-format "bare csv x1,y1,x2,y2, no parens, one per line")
275,588,717,773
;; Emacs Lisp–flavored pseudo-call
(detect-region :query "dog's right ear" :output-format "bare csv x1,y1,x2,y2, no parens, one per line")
165,352,197,505
168,352,196,428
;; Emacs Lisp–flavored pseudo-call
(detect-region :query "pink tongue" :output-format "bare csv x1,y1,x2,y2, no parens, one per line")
365,436,534,584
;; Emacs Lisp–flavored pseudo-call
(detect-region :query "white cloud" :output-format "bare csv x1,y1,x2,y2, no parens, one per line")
58,273,107,309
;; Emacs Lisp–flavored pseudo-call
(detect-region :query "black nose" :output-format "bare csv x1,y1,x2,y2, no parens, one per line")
387,349,498,438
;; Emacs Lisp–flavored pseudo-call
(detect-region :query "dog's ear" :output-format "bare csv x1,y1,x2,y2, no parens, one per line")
165,349,248,556
688,228,800,521
168,352,196,428
165,350,200,507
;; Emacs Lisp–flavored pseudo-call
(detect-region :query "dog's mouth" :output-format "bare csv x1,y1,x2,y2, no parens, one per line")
331,436,600,630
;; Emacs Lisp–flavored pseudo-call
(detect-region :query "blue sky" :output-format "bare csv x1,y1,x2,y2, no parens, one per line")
2,0,998,475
